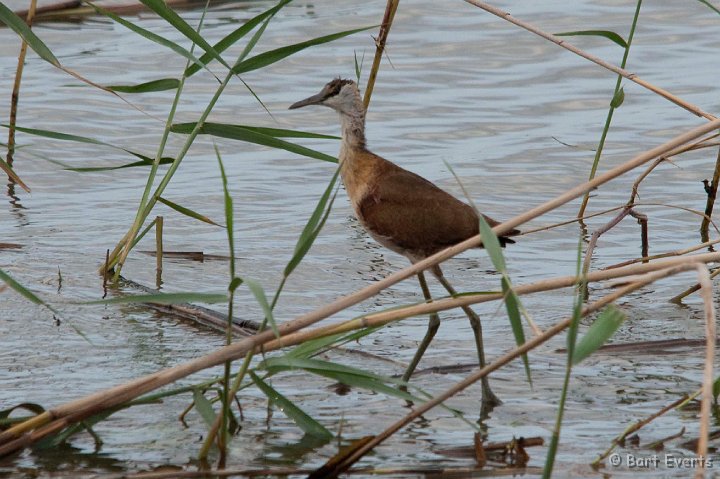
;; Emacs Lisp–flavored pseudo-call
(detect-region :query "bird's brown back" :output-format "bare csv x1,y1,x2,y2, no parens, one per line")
345,150,518,259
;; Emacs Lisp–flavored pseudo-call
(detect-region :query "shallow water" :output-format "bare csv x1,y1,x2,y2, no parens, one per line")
1,0,720,477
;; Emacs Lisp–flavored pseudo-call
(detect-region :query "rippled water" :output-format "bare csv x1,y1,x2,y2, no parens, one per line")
2,0,720,477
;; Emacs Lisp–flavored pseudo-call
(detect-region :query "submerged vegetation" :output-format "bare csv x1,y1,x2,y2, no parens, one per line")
2,0,720,477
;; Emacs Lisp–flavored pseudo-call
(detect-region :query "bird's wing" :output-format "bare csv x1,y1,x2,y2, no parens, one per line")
357,169,481,254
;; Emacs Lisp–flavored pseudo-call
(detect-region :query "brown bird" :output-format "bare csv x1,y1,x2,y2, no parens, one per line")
290,78,518,408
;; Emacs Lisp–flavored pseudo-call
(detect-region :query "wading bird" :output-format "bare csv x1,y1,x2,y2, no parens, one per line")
290,78,517,407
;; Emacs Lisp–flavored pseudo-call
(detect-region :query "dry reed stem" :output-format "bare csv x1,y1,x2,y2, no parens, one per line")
463,0,717,121
362,0,399,110
155,216,163,288
629,158,667,204
604,238,720,270
2,120,719,456
319,264,702,477
263,252,720,353
671,267,720,304
2,0,36,193
581,206,632,276
694,264,715,479
592,393,690,466
6,0,37,168
701,146,720,240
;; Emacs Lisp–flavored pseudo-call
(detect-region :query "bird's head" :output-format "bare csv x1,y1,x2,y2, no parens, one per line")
289,78,362,116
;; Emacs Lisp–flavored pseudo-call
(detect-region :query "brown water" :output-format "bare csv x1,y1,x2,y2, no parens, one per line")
1,0,720,477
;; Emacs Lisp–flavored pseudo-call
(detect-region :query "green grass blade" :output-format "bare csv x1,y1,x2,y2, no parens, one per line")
543,236,586,478
698,0,720,15
285,173,340,276
193,389,217,428
229,277,243,293
293,167,339,252
0,155,29,191
84,1,209,73
610,86,625,108
139,0,231,70
479,216,530,383
106,78,180,93
82,292,228,305
232,25,376,75
354,49,365,83
263,357,416,401
158,196,221,227
5,124,110,146
286,326,381,359
171,122,338,140
66,157,175,172
555,30,627,48
0,268,58,314
249,371,333,440
171,122,338,163
184,0,290,77
478,215,507,272
4,125,177,169
244,279,278,337
259,357,472,427
502,277,531,384
572,305,626,364
0,3,60,67
41,410,113,448
263,357,391,381
130,218,158,251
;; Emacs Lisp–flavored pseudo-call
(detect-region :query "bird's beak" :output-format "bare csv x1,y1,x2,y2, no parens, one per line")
289,92,326,110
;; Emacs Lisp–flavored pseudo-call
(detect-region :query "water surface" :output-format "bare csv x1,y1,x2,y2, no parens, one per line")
1,0,720,477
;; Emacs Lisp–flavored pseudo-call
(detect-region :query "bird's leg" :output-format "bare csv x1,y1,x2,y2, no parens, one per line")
432,265,501,409
401,271,441,385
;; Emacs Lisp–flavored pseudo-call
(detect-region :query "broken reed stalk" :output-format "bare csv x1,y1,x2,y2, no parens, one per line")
592,394,690,466
6,0,37,168
2,119,719,456
694,265,715,479
628,209,649,258
604,238,720,270
155,216,163,288
262,252,720,352
700,146,720,242
319,263,706,477
581,207,632,279
362,0,399,110
463,0,717,121
670,267,720,303
1,0,36,192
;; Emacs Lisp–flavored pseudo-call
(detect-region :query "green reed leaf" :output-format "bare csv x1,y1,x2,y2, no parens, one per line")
572,305,626,364
193,389,217,428
232,25,376,75
0,268,58,314
138,0,231,70
107,78,180,93
555,30,628,48
250,371,333,440
244,278,278,337
84,1,209,73
158,196,221,227
171,122,338,163
0,3,59,66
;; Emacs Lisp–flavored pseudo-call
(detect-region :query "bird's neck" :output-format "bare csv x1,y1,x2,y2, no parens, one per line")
339,110,366,152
